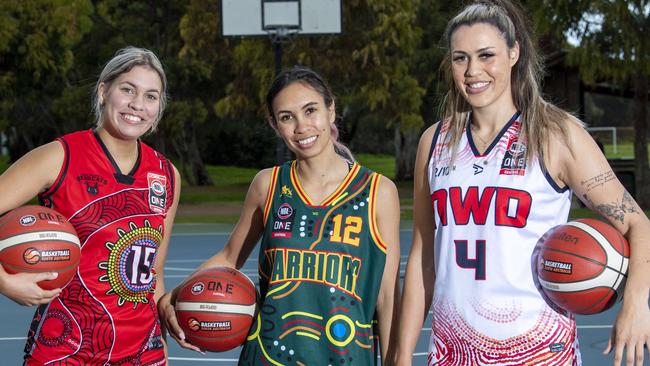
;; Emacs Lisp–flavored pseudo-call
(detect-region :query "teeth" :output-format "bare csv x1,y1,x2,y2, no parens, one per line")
298,136,317,145
468,81,489,88
123,114,142,122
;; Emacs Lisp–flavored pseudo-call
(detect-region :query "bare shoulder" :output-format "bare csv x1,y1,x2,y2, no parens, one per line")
374,174,399,208
547,116,604,177
31,141,65,162
419,122,439,149
18,141,65,183
246,167,277,205
251,168,275,190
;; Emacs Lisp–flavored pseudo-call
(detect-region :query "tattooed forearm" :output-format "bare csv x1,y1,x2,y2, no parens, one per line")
582,190,640,224
580,170,617,193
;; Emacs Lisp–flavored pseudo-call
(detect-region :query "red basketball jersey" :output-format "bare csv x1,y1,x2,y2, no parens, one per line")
24,129,175,365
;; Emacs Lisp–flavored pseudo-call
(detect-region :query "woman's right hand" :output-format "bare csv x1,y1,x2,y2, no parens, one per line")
0,268,61,306
158,290,204,353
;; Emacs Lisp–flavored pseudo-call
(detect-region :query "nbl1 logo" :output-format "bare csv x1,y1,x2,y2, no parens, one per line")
147,173,167,214
19,215,37,226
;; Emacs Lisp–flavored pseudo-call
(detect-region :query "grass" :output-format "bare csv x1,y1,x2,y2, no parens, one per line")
355,153,395,179
180,166,258,204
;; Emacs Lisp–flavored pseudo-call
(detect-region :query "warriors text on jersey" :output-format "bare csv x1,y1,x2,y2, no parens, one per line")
427,113,581,365
239,161,388,366
24,130,174,365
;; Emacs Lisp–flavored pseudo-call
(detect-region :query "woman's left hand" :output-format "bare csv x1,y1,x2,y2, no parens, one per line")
605,288,650,366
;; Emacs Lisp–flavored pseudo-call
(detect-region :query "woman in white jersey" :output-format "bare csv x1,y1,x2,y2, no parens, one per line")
396,1,650,365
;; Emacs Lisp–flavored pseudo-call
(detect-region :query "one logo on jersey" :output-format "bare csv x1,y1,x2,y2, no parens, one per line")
500,134,527,176
472,164,484,175
549,342,566,353
147,173,167,214
77,174,108,195
281,185,293,198
272,203,295,238
542,259,573,274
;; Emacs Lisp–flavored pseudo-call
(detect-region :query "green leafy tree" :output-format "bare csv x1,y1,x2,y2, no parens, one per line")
188,0,429,180
532,0,650,207
0,0,93,160
91,0,213,185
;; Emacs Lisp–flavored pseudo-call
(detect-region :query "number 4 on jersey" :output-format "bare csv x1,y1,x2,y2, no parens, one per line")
454,240,486,280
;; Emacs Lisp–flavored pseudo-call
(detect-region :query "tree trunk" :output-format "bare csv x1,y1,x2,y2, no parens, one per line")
170,126,213,187
394,124,419,181
188,130,213,186
633,71,649,208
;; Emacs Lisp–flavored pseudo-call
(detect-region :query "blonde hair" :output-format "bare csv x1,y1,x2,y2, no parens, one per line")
92,46,168,133
440,0,577,164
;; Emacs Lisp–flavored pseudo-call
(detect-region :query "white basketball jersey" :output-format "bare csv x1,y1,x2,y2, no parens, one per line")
427,113,581,365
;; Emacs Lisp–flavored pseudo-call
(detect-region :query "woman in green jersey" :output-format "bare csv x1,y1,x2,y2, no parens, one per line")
159,66,401,365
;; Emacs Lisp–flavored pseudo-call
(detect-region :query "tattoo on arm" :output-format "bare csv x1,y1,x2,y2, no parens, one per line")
582,190,640,224
580,170,617,194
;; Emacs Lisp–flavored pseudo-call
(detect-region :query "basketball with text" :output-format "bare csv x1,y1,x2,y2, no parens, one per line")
0,205,80,290
535,218,629,315
175,266,257,352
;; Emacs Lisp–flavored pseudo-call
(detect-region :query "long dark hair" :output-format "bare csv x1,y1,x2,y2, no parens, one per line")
266,66,354,162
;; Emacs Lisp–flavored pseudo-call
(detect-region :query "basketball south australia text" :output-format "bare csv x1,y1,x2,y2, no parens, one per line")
265,247,362,300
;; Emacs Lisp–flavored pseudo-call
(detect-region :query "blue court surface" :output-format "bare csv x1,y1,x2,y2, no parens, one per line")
0,223,644,365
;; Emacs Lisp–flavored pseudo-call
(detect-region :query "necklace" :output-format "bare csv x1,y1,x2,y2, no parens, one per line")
471,124,498,148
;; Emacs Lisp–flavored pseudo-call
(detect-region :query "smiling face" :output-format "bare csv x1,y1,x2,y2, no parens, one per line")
98,65,162,140
450,22,519,112
271,81,336,159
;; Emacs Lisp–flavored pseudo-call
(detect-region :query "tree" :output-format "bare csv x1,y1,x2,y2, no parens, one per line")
0,0,93,160
187,0,429,180
92,0,214,185
532,0,650,207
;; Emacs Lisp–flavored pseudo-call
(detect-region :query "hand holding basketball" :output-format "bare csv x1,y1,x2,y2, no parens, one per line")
0,205,80,305
172,266,257,352
158,291,204,353
0,267,62,306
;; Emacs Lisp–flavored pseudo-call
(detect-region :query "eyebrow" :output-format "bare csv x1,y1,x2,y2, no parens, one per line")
120,81,161,94
277,101,319,114
452,46,497,55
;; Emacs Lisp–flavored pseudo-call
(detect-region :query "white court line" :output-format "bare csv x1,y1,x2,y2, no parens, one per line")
0,337,26,340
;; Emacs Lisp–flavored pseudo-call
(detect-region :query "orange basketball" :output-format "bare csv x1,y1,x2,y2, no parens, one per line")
0,205,81,290
175,266,257,352
535,218,629,315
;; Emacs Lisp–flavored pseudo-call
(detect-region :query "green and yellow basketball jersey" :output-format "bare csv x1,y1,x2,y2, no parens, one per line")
239,161,388,366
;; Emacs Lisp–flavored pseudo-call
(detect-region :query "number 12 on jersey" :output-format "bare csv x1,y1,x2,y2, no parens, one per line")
454,240,486,280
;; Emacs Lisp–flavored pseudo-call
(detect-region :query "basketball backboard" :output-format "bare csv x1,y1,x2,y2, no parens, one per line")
221,0,342,37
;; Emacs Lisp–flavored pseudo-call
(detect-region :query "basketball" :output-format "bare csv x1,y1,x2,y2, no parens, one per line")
535,218,629,315
0,205,81,290
175,266,257,352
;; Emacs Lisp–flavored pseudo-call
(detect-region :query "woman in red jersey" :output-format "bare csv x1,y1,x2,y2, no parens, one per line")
0,47,180,365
